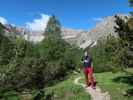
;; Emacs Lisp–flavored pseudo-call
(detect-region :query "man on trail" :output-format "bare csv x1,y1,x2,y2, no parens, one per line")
82,51,96,89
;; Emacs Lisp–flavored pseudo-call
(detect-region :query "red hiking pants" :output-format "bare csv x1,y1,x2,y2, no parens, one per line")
83,67,95,87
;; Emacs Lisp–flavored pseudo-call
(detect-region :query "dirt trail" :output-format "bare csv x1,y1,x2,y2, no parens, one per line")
74,76,111,100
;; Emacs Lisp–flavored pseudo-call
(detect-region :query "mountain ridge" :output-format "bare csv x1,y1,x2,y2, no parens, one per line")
1,14,128,48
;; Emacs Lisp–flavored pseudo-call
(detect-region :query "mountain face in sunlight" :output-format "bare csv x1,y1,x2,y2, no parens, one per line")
1,14,127,47
62,14,127,47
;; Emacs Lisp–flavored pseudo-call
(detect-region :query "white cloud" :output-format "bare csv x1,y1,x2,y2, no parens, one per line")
92,17,103,22
0,17,8,25
26,14,50,31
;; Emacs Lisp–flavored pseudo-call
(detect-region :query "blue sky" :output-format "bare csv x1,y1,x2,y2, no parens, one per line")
0,0,132,30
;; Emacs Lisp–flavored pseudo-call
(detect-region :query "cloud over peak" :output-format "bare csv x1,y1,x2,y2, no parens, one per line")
26,14,50,32
0,17,8,25
92,17,104,22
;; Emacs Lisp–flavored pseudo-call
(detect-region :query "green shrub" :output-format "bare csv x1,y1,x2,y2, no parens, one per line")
0,33,15,65
0,57,46,91
0,15,83,99
90,35,124,73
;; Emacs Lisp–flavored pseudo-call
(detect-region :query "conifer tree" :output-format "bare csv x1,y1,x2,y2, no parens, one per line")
44,15,61,39
0,23,14,65
114,13,133,67
129,0,133,7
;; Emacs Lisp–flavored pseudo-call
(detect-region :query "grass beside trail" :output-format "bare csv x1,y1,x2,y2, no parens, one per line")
95,72,133,100
2,71,133,100
45,74,91,100
0,73,91,100
80,71,133,100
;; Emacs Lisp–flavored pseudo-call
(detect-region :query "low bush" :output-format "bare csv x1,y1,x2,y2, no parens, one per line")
90,35,124,73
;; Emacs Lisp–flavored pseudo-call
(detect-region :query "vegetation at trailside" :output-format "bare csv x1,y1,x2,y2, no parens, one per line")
0,0,133,100
90,10,133,73
79,71,133,100
0,16,83,99
90,35,122,73
87,1,133,99
44,74,91,100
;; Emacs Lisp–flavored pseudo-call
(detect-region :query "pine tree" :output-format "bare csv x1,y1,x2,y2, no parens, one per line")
44,15,62,39
129,0,133,7
0,23,14,65
0,23,6,36
114,14,133,67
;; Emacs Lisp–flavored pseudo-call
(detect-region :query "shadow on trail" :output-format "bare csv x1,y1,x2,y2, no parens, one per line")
113,75,133,96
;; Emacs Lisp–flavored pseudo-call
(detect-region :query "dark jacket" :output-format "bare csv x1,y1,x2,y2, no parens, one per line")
82,55,92,68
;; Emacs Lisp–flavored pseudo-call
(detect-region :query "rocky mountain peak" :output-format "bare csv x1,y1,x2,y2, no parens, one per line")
1,14,128,48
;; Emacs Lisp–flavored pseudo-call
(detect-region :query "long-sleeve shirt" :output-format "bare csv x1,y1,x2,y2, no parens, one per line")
82,56,92,68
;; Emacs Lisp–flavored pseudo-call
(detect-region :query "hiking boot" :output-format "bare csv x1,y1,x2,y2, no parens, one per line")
91,86,96,89
85,82,91,87
93,81,97,87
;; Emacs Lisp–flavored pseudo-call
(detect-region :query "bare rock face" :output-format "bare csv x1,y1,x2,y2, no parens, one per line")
88,16,117,40
86,14,127,41
1,23,26,39
21,14,126,47
62,14,127,48
2,14,127,48
61,28,87,45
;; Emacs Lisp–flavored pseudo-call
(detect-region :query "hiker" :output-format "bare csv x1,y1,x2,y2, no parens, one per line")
82,51,96,89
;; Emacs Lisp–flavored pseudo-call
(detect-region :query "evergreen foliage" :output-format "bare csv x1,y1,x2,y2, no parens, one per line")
44,15,62,39
114,15,133,67
129,0,133,7
0,15,82,99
